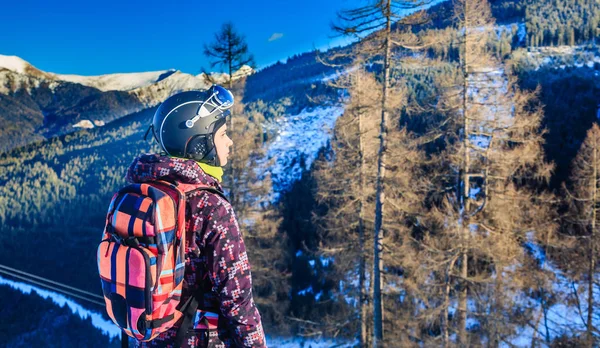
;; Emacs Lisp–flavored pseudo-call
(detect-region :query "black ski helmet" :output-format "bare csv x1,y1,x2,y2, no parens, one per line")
148,85,234,166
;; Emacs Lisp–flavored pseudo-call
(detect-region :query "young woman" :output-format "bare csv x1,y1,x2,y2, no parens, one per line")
127,86,266,348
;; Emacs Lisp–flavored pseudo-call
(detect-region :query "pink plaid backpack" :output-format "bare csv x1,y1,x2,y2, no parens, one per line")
97,180,220,345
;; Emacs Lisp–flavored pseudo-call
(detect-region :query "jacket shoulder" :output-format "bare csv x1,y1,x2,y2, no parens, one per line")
186,189,236,243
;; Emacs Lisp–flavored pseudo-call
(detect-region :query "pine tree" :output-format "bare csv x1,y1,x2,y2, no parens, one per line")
203,22,255,90
204,22,255,208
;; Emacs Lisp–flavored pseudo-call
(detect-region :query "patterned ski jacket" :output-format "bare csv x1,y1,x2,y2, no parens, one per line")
126,154,266,348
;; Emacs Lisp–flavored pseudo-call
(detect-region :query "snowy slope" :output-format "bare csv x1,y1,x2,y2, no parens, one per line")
257,105,344,198
0,55,33,74
518,45,600,71
55,69,177,92
507,233,599,346
0,54,58,94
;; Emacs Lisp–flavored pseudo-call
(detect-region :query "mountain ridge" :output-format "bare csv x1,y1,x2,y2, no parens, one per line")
0,54,254,92
0,54,255,153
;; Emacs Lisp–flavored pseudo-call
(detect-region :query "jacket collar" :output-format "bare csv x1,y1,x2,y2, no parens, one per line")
125,153,222,190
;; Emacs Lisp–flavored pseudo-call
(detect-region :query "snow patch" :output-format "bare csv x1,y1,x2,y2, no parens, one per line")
55,70,176,92
73,120,96,129
469,187,481,199
315,291,324,301
266,336,357,347
320,256,334,267
494,22,526,44
257,106,344,198
321,65,359,82
297,285,314,296
0,54,32,74
206,65,254,84
523,45,600,72
509,232,599,345
517,23,527,44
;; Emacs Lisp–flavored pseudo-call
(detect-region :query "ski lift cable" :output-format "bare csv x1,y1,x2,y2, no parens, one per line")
0,267,105,307
0,263,104,301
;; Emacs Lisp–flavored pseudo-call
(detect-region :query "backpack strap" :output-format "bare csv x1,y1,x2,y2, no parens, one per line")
174,290,204,347
121,330,128,348
176,182,229,203
163,182,225,347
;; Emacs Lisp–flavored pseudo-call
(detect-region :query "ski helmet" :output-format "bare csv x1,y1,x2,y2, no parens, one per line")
147,85,234,166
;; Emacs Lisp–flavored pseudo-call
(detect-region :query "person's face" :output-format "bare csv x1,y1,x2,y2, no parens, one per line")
214,124,233,166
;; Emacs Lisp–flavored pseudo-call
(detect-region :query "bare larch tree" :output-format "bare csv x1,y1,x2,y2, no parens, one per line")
564,124,600,347
332,1,432,344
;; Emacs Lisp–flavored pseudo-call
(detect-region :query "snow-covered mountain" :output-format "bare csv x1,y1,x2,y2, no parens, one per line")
54,69,178,92
0,54,255,153
0,55,55,79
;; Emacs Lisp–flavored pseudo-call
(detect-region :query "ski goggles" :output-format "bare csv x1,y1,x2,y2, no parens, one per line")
186,84,234,128
203,84,234,111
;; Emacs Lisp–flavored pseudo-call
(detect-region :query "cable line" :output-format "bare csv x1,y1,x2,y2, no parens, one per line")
0,263,127,346
0,268,105,307
0,263,104,301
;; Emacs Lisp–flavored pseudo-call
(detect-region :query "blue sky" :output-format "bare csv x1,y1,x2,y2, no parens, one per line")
0,0,360,75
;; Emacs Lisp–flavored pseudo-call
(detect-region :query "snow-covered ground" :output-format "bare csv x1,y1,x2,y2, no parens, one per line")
517,45,600,71
257,105,344,199
266,336,356,347
505,233,599,346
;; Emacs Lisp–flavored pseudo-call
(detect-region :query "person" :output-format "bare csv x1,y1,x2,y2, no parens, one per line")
127,86,267,348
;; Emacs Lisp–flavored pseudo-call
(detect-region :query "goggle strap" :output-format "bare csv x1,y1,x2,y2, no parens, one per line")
143,125,153,141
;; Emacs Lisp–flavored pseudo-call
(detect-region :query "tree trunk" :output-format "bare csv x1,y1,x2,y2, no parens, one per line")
369,256,375,348
227,51,236,207
443,257,458,347
458,7,470,344
357,72,368,348
373,2,392,346
587,136,597,347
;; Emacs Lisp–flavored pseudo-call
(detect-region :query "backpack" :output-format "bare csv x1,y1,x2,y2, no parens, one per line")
97,180,220,343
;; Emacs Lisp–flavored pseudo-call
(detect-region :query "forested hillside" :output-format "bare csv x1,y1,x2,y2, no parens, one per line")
525,0,600,46
289,0,600,346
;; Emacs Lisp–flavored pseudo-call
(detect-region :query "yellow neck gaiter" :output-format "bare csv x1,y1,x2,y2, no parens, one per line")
197,162,224,183
170,156,223,183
